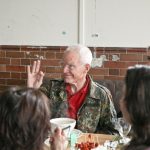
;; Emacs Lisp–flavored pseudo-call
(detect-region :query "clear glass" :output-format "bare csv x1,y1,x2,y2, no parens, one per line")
115,117,131,143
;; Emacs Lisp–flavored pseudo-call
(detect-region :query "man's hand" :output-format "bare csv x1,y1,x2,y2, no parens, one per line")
27,60,44,88
50,127,68,150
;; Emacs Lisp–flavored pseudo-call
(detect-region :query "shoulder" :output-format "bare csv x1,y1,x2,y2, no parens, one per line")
40,78,65,94
43,78,64,86
49,79,64,85
41,77,65,90
89,77,112,100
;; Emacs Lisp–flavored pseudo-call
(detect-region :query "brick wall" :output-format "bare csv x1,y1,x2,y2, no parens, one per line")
0,45,149,93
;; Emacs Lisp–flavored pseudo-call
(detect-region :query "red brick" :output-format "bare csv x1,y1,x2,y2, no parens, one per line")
60,46,67,52
21,73,27,79
56,52,64,59
6,51,24,58
120,69,127,76
1,45,20,51
11,73,21,79
0,65,6,71
109,69,119,76
120,54,142,61
104,76,124,80
0,85,10,92
127,48,147,53
0,58,10,64
6,79,25,85
92,47,104,51
0,51,5,57
138,62,150,65
46,67,63,73
89,68,108,75
92,75,104,80
45,52,56,59
0,72,10,78
21,59,31,65
104,47,127,53
41,66,46,73
125,62,138,68
147,49,150,55
104,61,126,68
11,59,21,65
46,46,61,52
0,79,6,84
0,45,149,92
6,66,25,72
41,60,61,66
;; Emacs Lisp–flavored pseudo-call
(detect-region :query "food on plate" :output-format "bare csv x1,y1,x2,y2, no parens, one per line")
75,134,99,150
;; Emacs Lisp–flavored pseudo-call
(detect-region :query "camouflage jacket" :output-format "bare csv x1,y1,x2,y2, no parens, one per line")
40,75,117,134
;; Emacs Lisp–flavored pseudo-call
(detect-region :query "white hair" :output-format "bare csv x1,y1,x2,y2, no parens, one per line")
64,45,93,66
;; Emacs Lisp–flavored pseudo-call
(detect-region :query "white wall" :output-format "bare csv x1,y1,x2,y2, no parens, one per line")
0,0,79,46
84,0,150,47
0,0,150,47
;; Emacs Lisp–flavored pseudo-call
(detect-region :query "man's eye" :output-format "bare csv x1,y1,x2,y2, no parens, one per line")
68,65,74,69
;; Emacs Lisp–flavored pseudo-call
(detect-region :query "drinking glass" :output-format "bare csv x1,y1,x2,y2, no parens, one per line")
115,117,131,143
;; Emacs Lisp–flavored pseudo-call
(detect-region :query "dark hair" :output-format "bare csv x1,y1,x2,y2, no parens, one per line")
123,65,150,150
0,86,50,150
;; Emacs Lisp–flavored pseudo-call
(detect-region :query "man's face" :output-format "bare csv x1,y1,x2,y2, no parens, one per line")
62,51,88,85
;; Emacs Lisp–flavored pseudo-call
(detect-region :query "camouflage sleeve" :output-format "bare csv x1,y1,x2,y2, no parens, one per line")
96,84,118,134
39,77,52,98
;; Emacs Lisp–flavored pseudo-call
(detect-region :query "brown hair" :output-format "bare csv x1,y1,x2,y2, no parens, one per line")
123,65,150,150
0,86,50,150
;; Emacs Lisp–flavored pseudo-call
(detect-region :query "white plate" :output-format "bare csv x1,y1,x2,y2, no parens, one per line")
71,129,82,138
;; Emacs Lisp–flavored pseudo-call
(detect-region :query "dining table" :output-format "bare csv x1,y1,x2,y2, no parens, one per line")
43,133,115,150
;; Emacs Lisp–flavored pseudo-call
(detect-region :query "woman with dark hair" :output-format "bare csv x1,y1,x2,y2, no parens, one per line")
0,86,66,150
120,65,150,150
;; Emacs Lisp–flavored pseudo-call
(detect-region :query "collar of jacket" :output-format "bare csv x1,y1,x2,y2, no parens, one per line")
88,75,105,100
58,75,103,101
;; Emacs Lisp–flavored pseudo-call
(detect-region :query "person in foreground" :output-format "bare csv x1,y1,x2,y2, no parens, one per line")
120,65,150,150
0,86,66,150
27,45,118,134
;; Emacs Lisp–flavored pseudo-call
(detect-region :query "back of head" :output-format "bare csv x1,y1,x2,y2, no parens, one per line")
0,86,50,150
65,45,93,66
125,65,150,124
124,65,150,149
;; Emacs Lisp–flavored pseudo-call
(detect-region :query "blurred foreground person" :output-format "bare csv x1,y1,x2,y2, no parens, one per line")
120,65,150,150
27,45,118,134
0,86,66,150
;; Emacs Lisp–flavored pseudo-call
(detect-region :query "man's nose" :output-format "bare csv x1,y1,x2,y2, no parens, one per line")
63,65,69,73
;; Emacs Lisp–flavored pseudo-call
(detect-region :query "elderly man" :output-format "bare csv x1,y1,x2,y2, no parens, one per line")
27,45,117,134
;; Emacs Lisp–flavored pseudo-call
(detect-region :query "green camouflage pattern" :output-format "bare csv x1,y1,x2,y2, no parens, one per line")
40,75,118,134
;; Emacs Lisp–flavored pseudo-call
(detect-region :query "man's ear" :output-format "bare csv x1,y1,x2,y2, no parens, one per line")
85,64,91,73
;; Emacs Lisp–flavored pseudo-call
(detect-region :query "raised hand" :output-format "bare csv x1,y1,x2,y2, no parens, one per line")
27,60,45,88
